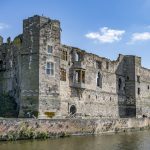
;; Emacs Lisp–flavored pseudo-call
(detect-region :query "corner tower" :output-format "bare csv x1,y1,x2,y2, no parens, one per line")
19,15,61,118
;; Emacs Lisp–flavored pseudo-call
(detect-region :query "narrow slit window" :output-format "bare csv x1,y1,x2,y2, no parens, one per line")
97,72,102,88
138,88,140,95
118,78,122,90
106,62,109,69
82,70,85,83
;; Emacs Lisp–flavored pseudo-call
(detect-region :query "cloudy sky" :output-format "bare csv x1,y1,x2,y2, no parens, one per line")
0,0,150,68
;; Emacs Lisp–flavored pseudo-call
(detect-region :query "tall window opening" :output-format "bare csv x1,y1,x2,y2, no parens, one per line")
82,70,85,83
137,76,140,83
118,78,122,90
75,70,81,83
138,88,140,95
74,70,85,83
47,45,53,54
60,68,66,81
97,72,102,88
46,62,54,75
70,105,77,115
106,62,109,69
75,52,80,61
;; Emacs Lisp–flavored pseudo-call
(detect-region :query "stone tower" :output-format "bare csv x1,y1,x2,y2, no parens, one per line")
19,15,61,118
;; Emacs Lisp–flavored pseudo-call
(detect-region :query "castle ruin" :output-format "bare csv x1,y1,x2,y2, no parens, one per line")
0,15,150,119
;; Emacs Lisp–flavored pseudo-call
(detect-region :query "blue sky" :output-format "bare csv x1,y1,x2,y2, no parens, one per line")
0,0,150,68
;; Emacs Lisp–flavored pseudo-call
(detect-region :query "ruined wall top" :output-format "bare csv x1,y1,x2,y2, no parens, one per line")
0,36,3,46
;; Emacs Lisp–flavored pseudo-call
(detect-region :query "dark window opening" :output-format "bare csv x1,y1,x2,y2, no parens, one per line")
82,71,85,83
96,61,102,69
127,76,129,80
148,85,149,90
138,88,140,95
137,76,140,83
97,72,102,88
70,105,76,115
60,68,66,81
106,62,109,69
118,78,122,90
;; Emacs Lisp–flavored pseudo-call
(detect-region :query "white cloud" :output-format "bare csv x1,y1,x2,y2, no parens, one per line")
85,27,125,43
129,32,150,44
0,23,9,30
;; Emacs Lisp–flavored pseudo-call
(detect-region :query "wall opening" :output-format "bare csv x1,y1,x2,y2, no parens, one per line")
75,52,80,61
97,72,102,88
74,70,85,83
137,75,140,83
118,78,122,90
70,105,77,115
138,88,140,95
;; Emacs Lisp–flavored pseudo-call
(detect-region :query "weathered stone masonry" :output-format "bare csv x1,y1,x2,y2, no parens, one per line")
0,15,150,119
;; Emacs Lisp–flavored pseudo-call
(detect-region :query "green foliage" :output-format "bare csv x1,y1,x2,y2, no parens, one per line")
0,93,18,117
13,34,22,48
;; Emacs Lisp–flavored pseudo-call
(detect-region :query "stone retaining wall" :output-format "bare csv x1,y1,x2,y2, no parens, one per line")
0,118,149,141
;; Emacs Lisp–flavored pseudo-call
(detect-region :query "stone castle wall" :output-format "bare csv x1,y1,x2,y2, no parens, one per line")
0,15,150,119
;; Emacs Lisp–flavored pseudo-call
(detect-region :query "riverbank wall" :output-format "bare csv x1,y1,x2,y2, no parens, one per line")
0,118,150,141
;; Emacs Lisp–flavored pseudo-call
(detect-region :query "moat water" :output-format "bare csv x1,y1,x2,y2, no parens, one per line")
0,130,150,150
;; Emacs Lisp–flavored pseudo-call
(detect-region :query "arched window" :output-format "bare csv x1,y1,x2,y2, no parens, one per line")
97,72,102,88
70,105,77,115
118,78,122,90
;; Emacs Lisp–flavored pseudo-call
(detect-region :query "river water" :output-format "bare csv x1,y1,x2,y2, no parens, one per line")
0,130,150,150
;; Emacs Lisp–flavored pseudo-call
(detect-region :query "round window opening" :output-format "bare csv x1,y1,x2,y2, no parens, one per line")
70,105,77,115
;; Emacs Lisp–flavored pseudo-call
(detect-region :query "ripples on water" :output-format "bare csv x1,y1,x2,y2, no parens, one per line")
0,130,150,150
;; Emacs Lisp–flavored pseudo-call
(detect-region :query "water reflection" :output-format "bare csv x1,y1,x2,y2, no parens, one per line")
0,130,150,150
